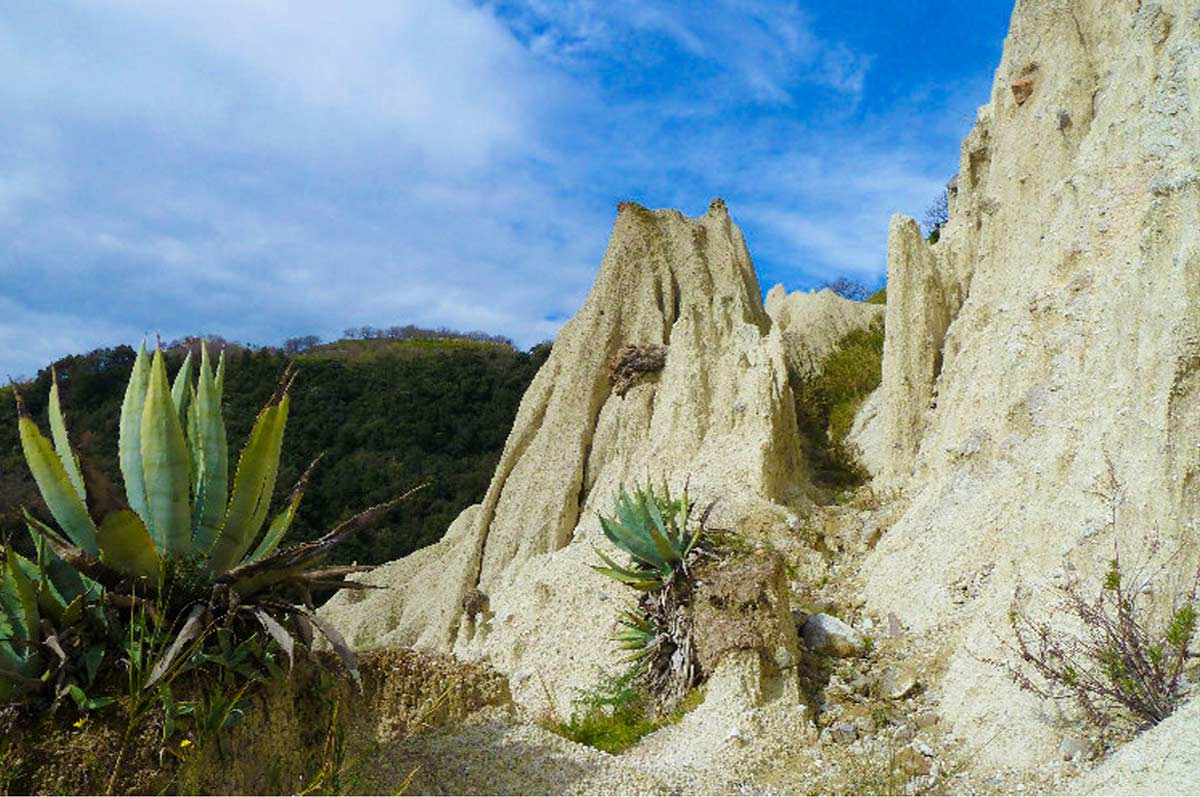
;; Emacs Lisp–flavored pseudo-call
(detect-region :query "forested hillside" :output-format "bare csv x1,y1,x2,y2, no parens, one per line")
0,337,550,567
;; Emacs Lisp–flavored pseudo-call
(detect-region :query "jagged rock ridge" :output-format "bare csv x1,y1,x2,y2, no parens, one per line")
322,198,806,713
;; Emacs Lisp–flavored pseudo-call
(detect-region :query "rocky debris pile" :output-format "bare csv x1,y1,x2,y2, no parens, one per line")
800,612,868,658
608,342,668,397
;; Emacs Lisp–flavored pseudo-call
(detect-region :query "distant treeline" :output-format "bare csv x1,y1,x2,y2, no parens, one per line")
278,325,516,354
0,335,550,569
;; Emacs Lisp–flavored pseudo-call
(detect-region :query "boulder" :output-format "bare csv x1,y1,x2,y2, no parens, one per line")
801,613,867,658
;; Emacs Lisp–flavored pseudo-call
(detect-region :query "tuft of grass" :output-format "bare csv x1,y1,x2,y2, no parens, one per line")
866,287,887,305
551,671,704,755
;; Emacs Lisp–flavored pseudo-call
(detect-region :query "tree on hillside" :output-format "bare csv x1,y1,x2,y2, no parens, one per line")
924,188,950,242
820,277,869,302
283,334,322,354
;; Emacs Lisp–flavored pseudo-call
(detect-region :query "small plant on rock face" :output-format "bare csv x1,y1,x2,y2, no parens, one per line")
4,340,420,708
998,467,1200,734
591,484,711,710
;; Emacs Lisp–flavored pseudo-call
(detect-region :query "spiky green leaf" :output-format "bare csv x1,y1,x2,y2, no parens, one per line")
246,456,318,564
191,342,229,551
48,370,86,502
18,415,99,556
209,399,284,573
97,510,162,582
598,513,659,569
1,546,40,644
141,348,193,558
170,350,194,428
119,342,151,524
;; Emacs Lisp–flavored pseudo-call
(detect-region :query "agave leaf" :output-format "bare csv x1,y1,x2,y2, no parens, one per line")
16,393,99,556
1,546,40,643
187,388,201,493
615,486,645,537
48,369,86,502
617,610,651,631
307,610,360,689
19,530,81,603
223,485,425,596
246,456,320,564
119,342,152,525
243,394,290,554
251,607,294,670
589,566,661,590
146,604,207,688
214,349,226,396
209,400,282,573
644,490,676,549
170,350,194,427
591,546,649,581
598,514,659,569
97,510,162,582
191,342,229,552
9,547,69,626
141,348,192,558
646,524,678,575
25,511,128,592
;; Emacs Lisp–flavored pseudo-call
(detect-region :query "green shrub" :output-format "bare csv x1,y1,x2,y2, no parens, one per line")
553,670,703,754
793,320,884,489
1000,468,1200,734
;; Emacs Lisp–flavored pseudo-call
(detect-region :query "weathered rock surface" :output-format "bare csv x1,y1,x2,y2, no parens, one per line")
1069,693,1200,795
851,0,1200,769
322,199,806,716
693,552,802,676
765,285,883,378
875,662,919,701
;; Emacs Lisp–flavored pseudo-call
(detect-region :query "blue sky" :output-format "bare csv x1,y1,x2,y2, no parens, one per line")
0,1,1013,378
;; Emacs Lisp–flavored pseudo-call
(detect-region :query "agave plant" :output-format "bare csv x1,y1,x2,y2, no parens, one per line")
591,484,709,710
591,483,700,592
12,341,415,689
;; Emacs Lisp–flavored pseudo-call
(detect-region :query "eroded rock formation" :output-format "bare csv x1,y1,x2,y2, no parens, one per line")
764,285,883,379
322,199,806,713
851,0,1200,767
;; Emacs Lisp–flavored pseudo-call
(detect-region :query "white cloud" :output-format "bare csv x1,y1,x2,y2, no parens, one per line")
0,1,990,378
496,0,872,105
